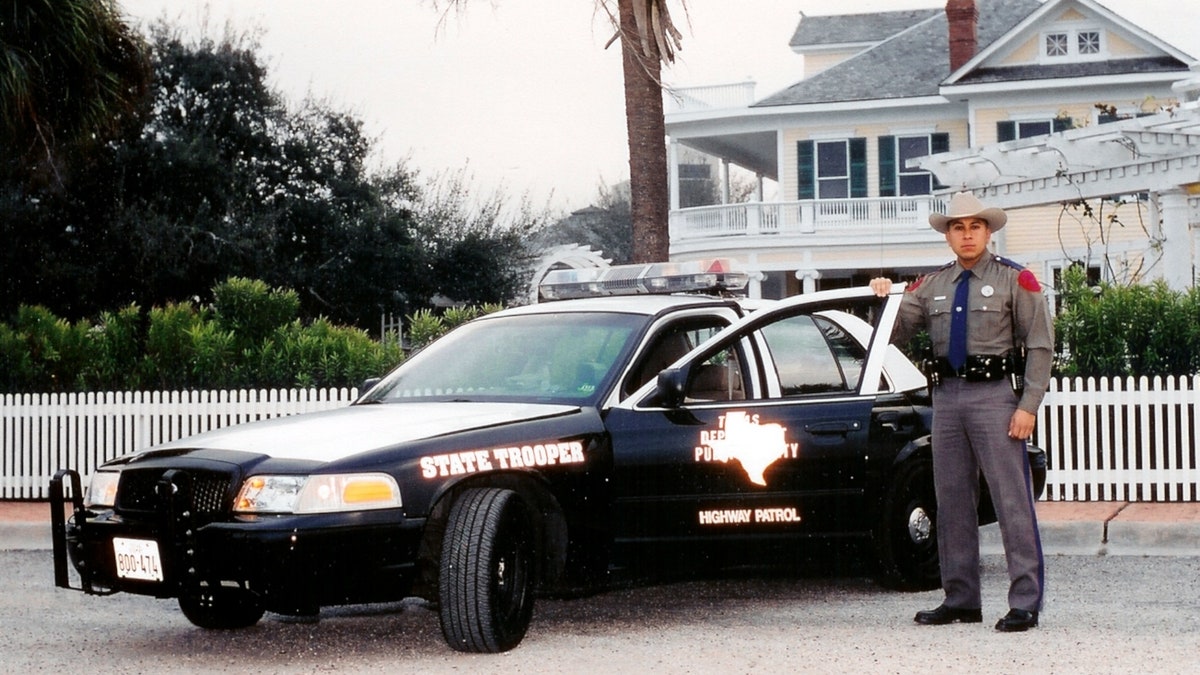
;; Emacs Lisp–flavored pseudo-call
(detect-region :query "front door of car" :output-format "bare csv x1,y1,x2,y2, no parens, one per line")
604,288,902,564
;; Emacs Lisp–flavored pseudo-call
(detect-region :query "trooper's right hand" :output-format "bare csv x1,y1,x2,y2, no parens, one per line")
869,277,893,297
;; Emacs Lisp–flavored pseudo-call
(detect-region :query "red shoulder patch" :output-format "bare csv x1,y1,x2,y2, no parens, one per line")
1018,269,1041,292
908,275,926,292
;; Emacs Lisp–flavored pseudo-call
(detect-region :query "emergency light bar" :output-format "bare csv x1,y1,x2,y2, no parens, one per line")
538,259,749,301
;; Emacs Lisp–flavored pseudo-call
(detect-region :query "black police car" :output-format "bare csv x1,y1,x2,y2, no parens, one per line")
51,260,1046,653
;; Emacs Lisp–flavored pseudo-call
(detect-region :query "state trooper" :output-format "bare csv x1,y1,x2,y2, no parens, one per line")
870,191,1054,633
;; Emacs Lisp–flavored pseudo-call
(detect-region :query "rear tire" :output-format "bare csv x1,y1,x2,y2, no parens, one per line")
438,487,535,653
873,457,941,591
178,588,265,629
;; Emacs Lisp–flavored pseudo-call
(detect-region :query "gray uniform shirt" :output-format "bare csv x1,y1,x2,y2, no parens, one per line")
892,254,1055,413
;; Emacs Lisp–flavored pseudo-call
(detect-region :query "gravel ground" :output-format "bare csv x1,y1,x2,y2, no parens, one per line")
6,550,1199,673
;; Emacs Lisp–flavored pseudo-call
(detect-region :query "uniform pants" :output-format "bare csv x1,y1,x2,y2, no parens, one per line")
932,378,1044,613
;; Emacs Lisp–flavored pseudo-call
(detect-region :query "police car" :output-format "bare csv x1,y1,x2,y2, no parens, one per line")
51,259,1046,653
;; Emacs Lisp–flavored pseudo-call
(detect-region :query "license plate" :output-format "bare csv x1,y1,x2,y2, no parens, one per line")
113,537,164,582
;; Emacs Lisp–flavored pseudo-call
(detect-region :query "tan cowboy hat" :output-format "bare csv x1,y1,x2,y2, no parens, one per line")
928,191,1007,233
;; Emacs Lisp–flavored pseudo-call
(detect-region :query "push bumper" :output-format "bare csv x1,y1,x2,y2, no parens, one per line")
50,469,426,612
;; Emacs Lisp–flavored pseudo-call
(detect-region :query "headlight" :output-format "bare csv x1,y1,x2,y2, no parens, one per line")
85,470,121,508
234,473,402,514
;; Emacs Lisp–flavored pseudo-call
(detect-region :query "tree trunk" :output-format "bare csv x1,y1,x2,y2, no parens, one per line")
617,0,670,263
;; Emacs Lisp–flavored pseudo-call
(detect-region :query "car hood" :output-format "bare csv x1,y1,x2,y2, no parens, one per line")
150,401,581,463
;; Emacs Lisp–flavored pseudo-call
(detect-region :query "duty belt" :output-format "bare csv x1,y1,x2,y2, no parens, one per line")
929,355,1010,385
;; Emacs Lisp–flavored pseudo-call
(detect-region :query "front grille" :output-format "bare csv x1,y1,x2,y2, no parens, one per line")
116,468,236,520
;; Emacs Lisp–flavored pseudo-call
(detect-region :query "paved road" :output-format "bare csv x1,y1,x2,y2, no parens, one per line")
6,549,1199,673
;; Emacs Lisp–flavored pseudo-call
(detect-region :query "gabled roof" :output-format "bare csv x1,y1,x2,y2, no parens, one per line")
757,0,1040,107
756,0,1193,108
944,0,1194,87
788,8,940,51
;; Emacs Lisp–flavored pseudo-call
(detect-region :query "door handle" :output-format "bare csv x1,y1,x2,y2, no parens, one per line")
804,421,860,435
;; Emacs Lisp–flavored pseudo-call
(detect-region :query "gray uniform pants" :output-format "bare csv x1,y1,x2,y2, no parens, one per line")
933,378,1043,613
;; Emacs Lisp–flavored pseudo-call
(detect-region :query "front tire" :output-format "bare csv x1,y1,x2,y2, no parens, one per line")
178,588,265,629
873,457,941,591
438,487,535,653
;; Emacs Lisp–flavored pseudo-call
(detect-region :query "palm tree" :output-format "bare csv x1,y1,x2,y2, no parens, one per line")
1,0,151,185
608,0,680,263
436,0,683,263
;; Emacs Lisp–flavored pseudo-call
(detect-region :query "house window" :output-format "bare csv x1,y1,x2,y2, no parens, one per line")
1078,30,1101,54
897,136,932,196
878,133,950,197
817,141,849,199
1045,33,1069,57
796,139,867,201
997,117,1073,142
1043,28,1104,58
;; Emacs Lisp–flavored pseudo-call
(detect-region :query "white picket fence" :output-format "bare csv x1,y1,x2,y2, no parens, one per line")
1038,375,1199,502
1,388,357,500
1,378,1198,501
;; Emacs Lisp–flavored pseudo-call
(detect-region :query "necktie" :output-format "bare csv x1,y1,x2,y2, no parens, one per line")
948,270,970,370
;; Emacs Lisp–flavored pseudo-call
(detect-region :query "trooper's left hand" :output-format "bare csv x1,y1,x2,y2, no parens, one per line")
1009,409,1035,439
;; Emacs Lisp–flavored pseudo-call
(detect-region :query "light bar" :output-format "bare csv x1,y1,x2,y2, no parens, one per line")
539,259,749,301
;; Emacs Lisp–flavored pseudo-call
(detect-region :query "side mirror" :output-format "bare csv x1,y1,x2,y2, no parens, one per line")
656,367,688,408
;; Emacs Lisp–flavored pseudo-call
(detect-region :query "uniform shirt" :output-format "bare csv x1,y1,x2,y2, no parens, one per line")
893,254,1055,413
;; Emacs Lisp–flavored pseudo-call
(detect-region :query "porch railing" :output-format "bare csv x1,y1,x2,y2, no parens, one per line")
670,196,948,241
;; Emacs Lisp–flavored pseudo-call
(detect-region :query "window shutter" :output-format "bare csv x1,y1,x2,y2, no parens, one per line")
930,132,950,190
997,121,1016,142
878,136,896,197
849,138,867,199
797,140,815,200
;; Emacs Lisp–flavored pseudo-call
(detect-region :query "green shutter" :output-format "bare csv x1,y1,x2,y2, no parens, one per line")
997,121,1016,142
878,136,896,197
930,132,950,190
849,138,867,199
797,140,815,200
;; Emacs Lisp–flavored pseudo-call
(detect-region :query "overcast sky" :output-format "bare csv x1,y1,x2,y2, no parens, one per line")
118,0,1200,212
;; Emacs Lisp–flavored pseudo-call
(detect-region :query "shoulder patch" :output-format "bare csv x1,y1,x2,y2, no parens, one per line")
1018,269,1041,292
908,275,926,292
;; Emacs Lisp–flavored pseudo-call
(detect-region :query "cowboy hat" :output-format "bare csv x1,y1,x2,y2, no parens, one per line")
928,191,1007,233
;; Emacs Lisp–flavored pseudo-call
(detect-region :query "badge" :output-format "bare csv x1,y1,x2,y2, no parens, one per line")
981,285,994,297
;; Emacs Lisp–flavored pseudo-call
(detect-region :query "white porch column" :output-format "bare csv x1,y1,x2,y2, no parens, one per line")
668,139,680,211
795,269,821,294
1159,189,1194,289
721,158,732,205
746,270,765,300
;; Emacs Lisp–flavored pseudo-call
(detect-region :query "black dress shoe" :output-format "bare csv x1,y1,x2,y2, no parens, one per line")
914,604,983,625
995,608,1039,632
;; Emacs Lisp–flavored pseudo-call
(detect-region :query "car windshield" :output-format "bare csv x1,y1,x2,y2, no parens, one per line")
363,311,647,405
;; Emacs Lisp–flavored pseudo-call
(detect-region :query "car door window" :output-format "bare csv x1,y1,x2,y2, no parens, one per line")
623,320,727,398
758,314,865,396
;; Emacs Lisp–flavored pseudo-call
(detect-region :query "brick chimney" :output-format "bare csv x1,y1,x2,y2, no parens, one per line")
946,0,978,72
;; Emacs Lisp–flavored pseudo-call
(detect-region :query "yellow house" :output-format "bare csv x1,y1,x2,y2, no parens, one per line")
664,0,1196,299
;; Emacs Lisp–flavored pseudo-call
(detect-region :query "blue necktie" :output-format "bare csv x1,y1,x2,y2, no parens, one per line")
948,270,970,370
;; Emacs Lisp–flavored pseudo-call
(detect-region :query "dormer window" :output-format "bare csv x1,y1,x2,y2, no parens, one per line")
1042,28,1105,59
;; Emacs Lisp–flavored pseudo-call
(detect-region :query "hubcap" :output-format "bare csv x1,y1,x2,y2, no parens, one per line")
907,506,932,544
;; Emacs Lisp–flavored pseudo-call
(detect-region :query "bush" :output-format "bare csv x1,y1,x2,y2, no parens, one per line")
0,278,490,393
1055,266,1200,377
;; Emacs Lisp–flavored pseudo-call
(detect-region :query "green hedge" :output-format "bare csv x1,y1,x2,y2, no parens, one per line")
1055,266,1200,378
0,278,501,393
